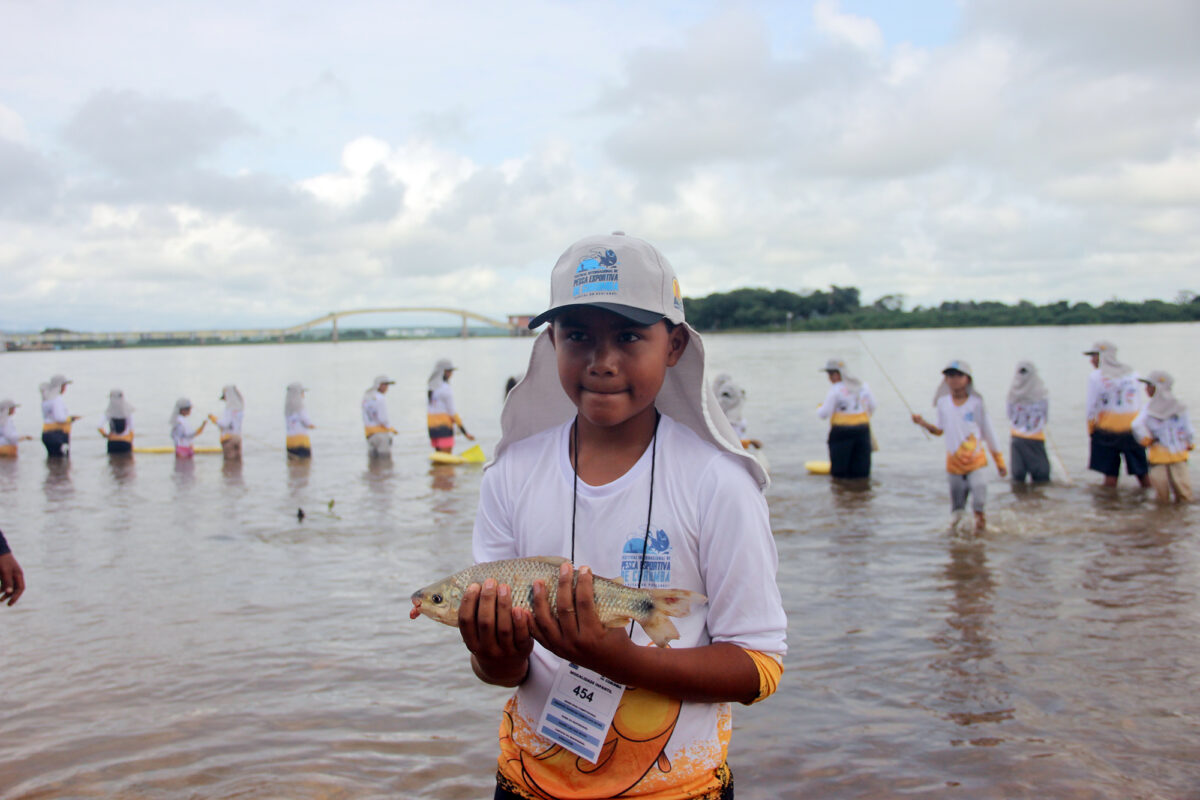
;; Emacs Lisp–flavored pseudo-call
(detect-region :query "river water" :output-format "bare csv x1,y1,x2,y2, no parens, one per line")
0,323,1196,799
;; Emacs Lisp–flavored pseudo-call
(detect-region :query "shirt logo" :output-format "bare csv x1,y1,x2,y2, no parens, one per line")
621,528,671,588
573,248,620,298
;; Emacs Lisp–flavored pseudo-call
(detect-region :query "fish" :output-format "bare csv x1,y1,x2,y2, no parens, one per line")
409,556,706,648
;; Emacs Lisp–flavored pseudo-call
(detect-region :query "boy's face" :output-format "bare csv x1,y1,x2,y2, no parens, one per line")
549,306,688,430
944,371,970,392
1145,384,1157,397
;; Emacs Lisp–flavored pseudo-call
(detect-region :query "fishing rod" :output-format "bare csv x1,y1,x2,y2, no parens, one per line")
1045,430,1074,486
855,330,931,439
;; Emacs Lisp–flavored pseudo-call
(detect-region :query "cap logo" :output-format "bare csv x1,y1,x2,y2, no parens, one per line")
672,278,683,311
572,248,620,298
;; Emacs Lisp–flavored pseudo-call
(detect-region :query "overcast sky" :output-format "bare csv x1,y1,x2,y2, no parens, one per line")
2,0,1198,332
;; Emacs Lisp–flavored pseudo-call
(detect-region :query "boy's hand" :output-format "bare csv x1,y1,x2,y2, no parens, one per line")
529,563,634,678
459,578,532,687
0,553,25,606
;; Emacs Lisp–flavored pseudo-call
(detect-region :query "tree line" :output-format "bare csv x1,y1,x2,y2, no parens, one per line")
681,287,1200,332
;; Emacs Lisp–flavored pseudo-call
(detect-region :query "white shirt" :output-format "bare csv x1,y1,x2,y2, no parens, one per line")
816,381,876,424
1007,399,1048,439
427,382,457,416
473,414,786,790
42,395,69,424
0,417,19,446
1132,407,1195,463
362,390,390,428
170,415,196,447
285,411,314,436
215,409,243,435
1086,369,1142,430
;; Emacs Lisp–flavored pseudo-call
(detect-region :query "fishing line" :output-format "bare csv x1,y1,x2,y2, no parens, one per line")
855,330,930,439
1045,430,1074,486
571,411,660,639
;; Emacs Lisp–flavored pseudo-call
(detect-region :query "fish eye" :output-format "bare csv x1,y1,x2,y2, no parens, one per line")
432,593,444,604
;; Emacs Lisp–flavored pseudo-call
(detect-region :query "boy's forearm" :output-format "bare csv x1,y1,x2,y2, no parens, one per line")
471,653,529,688
602,642,761,704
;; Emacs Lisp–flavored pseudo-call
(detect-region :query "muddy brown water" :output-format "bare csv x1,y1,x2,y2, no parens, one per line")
1,324,1196,798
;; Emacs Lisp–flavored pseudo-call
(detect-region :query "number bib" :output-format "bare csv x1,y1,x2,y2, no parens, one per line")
536,661,626,764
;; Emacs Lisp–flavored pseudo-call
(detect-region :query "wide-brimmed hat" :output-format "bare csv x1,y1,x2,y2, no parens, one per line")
1141,370,1185,419
528,231,685,329
497,232,766,489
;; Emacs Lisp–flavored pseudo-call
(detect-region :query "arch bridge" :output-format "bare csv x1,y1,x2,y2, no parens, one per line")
2,307,529,349
290,307,519,342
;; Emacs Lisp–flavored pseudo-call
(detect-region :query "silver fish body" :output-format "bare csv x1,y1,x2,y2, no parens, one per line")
410,556,706,648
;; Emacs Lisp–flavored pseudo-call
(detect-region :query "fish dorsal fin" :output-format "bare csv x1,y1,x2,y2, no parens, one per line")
527,555,570,567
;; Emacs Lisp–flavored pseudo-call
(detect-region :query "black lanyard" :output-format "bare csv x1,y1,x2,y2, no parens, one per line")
570,412,660,593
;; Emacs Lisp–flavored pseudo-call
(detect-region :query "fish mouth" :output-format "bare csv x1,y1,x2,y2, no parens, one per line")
409,596,422,620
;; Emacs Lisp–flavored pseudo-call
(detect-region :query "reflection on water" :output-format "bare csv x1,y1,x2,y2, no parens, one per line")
1,328,1197,799
430,463,458,493
933,540,1011,737
42,456,72,501
286,457,311,492
171,454,196,488
107,453,137,485
221,457,244,488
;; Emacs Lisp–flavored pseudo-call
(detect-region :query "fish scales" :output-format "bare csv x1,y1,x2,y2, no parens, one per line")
410,556,707,648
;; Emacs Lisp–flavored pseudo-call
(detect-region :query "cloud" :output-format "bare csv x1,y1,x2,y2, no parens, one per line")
965,0,1200,73
813,0,884,51
62,89,253,178
0,138,59,217
2,1,1199,333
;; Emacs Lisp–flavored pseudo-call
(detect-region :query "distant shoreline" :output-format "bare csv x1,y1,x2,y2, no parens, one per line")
6,288,1199,351
6,316,1198,353
683,287,1200,333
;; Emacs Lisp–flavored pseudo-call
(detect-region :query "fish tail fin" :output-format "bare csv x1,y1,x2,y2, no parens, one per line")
640,589,707,648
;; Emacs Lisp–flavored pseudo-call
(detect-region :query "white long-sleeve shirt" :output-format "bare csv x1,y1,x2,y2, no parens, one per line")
816,382,876,426
42,396,69,425
936,394,1001,474
0,417,20,446
1007,399,1048,440
170,415,199,448
362,391,392,431
1132,407,1195,464
1086,369,1142,433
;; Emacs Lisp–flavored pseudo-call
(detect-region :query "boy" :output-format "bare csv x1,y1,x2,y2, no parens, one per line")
40,374,81,457
817,358,877,479
1007,361,1050,483
460,232,787,800
427,358,474,453
1083,341,1150,488
912,360,1007,531
0,399,34,457
1131,370,1194,503
362,375,398,457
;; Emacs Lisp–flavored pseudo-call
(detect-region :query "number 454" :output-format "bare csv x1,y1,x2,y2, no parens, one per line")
573,685,595,702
